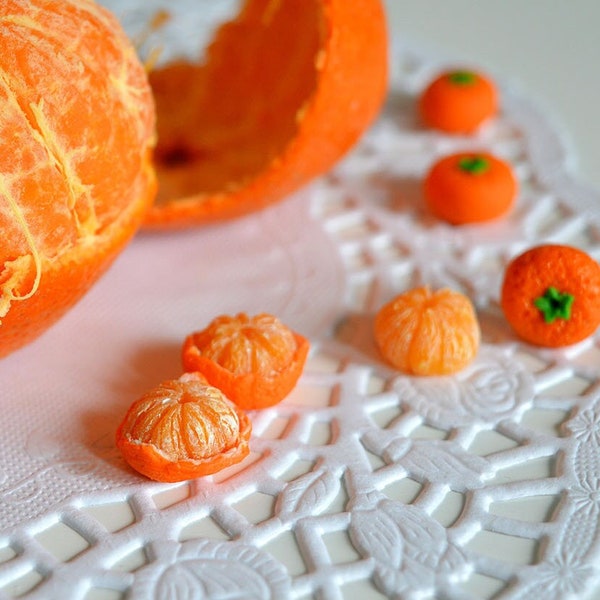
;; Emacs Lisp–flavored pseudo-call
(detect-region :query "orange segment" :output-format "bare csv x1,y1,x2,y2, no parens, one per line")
182,313,310,409
142,0,388,227
116,373,252,482
0,0,156,358
374,287,480,375
501,244,600,347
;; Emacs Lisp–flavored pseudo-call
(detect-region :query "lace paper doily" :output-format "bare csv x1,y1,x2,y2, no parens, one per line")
2,8,600,599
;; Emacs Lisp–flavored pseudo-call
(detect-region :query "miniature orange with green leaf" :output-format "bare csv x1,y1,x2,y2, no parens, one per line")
424,152,518,224
501,244,600,347
374,286,480,375
419,69,498,133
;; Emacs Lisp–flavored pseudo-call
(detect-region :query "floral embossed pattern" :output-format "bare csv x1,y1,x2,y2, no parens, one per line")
2,30,600,600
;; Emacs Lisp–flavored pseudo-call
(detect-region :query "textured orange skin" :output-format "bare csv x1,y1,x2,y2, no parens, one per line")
424,152,517,225
501,245,600,347
419,70,498,134
0,0,156,358
374,287,480,376
182,331,310,410
145,0,389,227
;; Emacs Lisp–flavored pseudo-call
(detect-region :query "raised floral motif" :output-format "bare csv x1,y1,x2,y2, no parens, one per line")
392,348,534,428
130,540,290,600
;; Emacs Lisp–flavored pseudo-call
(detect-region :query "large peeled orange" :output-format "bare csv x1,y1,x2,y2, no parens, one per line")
105,0,389,227
0,1,156,358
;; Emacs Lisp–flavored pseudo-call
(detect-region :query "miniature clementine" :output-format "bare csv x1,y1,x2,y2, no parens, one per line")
116,373,252,482
182,313,310,409
134,0,389,227
374,287,480,375
501,244,600,347
424,152,518,224
419,69,498,133
0,0,156,358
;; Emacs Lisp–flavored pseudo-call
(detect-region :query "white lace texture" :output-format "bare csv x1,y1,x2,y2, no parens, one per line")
1,22,600,600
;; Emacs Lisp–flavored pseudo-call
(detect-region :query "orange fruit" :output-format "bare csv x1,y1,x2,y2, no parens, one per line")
501,244,600,347
374,287,480,375
139,0,388,227
423,152,518,224
0,0,156,358
116,372,252,482
419,69,498,134
182,313,310,409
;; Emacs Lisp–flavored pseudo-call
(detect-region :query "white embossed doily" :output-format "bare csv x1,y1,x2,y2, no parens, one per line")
2,9,600,600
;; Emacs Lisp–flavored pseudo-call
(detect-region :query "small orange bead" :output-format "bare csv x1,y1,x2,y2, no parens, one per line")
419,69,498,133
424,152,517,224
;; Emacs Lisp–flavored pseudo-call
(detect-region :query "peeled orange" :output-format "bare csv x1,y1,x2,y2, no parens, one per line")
182,313,310,409
0,1,156,358
374,287,481,376
116,372,252,482
109,0,389,227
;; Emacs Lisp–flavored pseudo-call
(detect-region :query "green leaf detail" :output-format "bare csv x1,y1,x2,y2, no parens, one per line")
533,287,575,323
448,71,477,85
458,156,490,175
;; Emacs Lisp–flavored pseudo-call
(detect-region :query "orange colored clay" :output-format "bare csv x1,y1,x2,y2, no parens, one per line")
0,0,156,358
374,286,480,375
501,244,600,347
116,373,252,482
144,0,388,227
424,152,517,224
182,313,310,409
419,69,497,133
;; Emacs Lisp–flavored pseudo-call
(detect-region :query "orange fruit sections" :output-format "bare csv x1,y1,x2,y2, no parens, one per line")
501,244,600,347
0,1,156,358
144,0,389,227
182,313,310,409
374,287,481,375
424,152,518,224
116,373,251,482
419,69,498,133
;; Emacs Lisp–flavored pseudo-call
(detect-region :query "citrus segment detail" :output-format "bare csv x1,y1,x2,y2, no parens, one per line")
374,287,481,376
116,373,251,482
182,313,310,409
0,0,156,357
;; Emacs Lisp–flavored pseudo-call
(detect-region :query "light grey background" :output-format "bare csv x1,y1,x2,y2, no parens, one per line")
383,1,600,189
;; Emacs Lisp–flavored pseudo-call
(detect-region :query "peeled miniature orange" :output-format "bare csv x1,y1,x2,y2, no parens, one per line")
135,0,389,227
0,1,156,358
374,287,481,375
501,244,600,347
419,69,498,134
182,313,310,409
116,373,252,482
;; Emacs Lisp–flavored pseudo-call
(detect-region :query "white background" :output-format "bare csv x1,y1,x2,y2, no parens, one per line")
383,0,600,189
